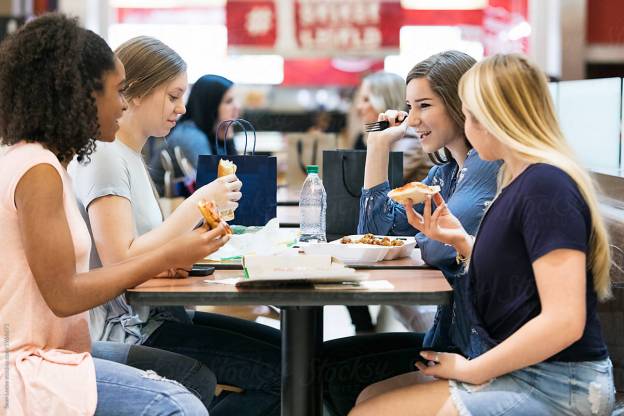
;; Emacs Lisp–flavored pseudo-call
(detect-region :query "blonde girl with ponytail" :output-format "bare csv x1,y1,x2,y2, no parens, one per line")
349,53,615,416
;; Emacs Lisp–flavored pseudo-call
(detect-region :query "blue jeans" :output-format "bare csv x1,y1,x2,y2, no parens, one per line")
450,359,615,416
93,353,208,415
92,341,216,409
143,311,281,416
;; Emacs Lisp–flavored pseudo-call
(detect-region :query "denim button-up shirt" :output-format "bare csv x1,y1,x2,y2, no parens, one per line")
358,149,501,354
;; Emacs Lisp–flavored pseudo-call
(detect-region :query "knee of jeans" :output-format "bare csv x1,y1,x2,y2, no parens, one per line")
140,373,209,416
163,392,208,416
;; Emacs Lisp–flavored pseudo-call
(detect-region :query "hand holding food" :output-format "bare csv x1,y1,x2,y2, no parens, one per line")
387,182,441,204
198,199,232,234
217,159,238,220
165,222,230,269
403,193,467,248
192,173,242,213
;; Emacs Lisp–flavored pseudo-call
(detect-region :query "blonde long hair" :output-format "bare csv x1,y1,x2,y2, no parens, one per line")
459,53,612,300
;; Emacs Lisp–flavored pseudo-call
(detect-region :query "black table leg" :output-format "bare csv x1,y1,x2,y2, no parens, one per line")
281,306,323,416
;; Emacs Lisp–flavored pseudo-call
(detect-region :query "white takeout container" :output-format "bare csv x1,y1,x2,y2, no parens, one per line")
302,235,416,263
241,254,368,283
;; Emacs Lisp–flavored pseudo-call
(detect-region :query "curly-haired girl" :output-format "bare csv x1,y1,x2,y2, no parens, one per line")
0,13,228,415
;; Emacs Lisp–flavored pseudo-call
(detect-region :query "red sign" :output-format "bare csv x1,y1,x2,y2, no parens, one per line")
227,0,277,48
482,0,529,55
295,0,401,53
283,58,385,86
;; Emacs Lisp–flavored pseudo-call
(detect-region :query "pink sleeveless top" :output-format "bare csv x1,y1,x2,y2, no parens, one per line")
0,143,96,415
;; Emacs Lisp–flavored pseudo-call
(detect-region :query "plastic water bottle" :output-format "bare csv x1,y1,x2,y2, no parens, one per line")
299,165,327,243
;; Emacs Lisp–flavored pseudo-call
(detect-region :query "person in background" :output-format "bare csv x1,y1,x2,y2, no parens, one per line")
353,71,432,182
349,52,615,416
69,36,280,416
308,110,333,134
322,51,500,415
149,74,240,195
0,14,228,415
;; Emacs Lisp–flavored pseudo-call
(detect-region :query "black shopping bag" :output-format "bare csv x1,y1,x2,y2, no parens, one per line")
323,150,403,237
196,119,277,226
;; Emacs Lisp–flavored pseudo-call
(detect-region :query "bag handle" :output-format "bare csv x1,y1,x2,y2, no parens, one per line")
232,118,257,155
215,120,236,156
215,118,258,156
341,154,361,198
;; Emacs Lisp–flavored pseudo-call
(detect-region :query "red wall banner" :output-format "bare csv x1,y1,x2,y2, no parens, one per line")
226,0,277,48
283,58,385,86
482,0,529,54
294,0,402,52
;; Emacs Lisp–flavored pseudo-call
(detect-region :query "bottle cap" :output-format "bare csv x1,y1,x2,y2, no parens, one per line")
306,165,319,174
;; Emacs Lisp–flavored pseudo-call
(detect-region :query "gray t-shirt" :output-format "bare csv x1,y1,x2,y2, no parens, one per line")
69,140,188,344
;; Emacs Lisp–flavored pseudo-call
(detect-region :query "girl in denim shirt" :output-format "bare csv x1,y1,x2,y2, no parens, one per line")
322,51,499,416
349,53,614,416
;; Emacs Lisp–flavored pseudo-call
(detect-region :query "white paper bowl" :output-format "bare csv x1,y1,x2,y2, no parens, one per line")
302,235,416,263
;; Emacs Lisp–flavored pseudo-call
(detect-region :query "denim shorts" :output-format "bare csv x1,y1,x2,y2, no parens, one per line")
449,359,615,416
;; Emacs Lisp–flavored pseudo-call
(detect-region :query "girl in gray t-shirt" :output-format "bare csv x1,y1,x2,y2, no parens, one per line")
69,36,281,416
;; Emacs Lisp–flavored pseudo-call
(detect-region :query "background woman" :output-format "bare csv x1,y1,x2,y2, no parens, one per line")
0,14,228,415
69,36,280,416
150,74,240,195
350,53,615,416
353,70,432,183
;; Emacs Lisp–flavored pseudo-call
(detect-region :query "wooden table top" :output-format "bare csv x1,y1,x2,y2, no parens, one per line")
126,268,451,307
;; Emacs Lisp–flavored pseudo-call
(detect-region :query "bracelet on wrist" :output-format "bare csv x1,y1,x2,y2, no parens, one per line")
455,235,475,266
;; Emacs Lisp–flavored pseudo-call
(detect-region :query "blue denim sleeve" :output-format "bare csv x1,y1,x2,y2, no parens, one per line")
357,167,438,236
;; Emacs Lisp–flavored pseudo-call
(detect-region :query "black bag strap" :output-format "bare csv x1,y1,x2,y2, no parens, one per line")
341,154,361,198
215,120,236,156
234,118,257,155
215,118,258,156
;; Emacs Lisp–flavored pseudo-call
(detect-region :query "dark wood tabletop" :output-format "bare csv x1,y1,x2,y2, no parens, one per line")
126,266,451,416
126,268,451,307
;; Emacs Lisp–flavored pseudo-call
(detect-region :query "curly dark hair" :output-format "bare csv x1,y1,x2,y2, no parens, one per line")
0,13,116,163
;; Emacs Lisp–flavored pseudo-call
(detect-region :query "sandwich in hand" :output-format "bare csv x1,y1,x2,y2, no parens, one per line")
198,199,232,234
217,159,237,221
387,182,441,204
218,158,237,177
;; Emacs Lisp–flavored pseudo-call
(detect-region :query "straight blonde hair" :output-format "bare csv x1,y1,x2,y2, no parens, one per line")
115,36,186,100
459,53,612,300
